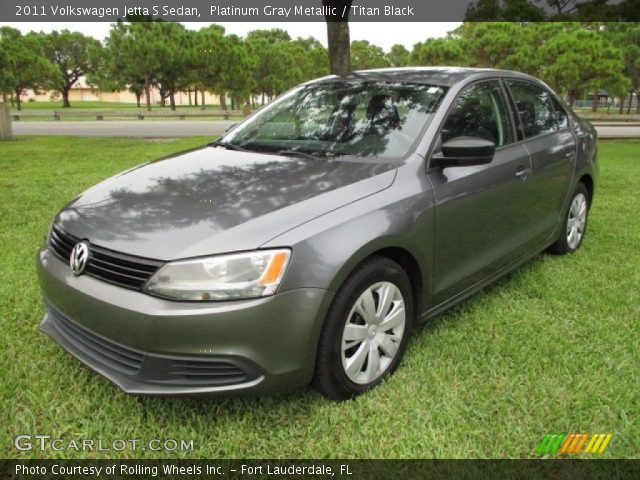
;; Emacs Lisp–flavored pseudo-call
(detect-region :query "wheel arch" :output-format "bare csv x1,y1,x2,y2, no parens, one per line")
578,173,594,206
327,241,426,325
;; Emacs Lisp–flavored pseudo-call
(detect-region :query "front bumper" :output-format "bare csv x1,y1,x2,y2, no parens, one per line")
36,247,332,396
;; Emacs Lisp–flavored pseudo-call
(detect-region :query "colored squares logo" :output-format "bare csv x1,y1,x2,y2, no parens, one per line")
537,433,613,455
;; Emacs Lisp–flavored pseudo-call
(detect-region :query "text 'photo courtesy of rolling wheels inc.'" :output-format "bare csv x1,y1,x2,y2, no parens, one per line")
1,0,639,478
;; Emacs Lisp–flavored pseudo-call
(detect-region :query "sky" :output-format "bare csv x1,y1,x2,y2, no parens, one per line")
0,22,461,50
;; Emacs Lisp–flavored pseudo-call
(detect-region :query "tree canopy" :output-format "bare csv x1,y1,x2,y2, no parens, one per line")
38,30,102,107
1,21,638,113
0,27,57,110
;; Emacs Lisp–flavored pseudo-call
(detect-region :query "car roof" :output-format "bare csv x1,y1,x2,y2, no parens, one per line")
311,67,538,87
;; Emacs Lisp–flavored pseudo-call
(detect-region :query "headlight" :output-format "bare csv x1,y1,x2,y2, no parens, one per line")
144,249,291,301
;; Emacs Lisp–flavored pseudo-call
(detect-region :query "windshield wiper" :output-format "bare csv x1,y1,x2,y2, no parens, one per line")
278,150,323,161
208,140,250,152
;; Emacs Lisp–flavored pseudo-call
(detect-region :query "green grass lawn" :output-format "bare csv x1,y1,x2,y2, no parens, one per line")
1,137,638,459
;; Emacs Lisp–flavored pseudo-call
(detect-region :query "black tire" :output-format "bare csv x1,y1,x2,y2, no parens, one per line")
313,256,414,401
548,182,590,255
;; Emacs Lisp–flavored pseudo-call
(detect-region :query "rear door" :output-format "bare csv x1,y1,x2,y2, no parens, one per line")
505,80,576,243
427,80,534,304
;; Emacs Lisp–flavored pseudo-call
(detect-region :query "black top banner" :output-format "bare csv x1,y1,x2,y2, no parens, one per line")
0,0,638,22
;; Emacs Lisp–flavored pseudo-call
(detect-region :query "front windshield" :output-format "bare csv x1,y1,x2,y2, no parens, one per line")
222,81,447,160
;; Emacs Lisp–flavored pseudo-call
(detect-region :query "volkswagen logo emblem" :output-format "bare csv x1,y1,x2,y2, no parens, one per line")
70,241,90,276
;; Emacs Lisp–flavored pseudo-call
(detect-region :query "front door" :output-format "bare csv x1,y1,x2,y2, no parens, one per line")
427,80,534,304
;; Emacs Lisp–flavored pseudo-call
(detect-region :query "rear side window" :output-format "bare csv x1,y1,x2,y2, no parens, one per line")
441,81,513,147
507,81,567,138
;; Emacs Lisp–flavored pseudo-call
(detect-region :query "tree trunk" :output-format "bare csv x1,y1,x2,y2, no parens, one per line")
136,92,141,108
261,92,265,106
188,89,192,106
568,93,576,108
628,91,633,114
201,90,205,110
15,89,21,111
220,94,227,110
145,84,151,112
591,91,599,112
619,96,625,114
62,87,71,108
194,88,198,106
324,1,352,76
0,102,13,141
169,92,176,111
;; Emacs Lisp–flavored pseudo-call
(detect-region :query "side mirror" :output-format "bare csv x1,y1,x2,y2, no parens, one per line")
433,136,495,167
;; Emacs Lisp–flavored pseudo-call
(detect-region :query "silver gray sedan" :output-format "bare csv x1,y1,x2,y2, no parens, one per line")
37,68,597,400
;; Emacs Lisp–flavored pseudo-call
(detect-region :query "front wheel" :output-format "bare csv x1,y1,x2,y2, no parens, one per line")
313,257,413,401
548,182,590,255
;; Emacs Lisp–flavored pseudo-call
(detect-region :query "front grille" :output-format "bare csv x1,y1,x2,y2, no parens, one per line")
49,224,163,290
167,359,248,385
49,307,144,375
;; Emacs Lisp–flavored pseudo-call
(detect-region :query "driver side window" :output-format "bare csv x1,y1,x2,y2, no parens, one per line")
442,81,513,147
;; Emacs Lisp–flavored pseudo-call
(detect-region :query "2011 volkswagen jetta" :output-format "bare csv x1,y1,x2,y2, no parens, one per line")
37,68,597,400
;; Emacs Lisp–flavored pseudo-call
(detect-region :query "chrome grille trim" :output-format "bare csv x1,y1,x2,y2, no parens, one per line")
48,225,163,290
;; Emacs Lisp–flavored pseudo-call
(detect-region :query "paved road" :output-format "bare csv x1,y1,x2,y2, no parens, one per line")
591,125,640,138
10,120,640,139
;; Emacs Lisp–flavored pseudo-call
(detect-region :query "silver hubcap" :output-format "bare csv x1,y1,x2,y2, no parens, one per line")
341,281,406,385
566,193,587,250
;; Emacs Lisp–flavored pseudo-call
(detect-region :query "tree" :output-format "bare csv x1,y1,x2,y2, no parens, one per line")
539,26,627,107
458,22,530,68
0,34,9,103
246,29,298,104
246,28,291,44
387,44,411,67
323,0,353,75
465,0,545,21
350,40,390,70
411,37,469,66
102,19,172,111
154,23,193,110
193,25,227,109
219,35,255,110
494,23,567,76
605,23,640,113
0,27,57,110
87,45,146,108
546,0,577,16
39,30,101,108
292,37,329,80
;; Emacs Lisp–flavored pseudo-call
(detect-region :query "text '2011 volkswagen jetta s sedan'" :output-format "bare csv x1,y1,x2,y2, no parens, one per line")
37,68,597,400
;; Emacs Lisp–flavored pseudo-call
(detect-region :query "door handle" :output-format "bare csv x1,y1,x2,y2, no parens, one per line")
515,167,531,180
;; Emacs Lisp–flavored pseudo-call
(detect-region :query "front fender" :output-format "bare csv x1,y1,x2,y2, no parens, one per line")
264,161,435,312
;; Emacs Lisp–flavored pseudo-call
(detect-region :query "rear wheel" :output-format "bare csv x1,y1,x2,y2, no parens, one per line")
549,183,590,255
313,257,413,401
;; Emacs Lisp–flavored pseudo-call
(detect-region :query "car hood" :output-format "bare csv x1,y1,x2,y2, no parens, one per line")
56,146,397,260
